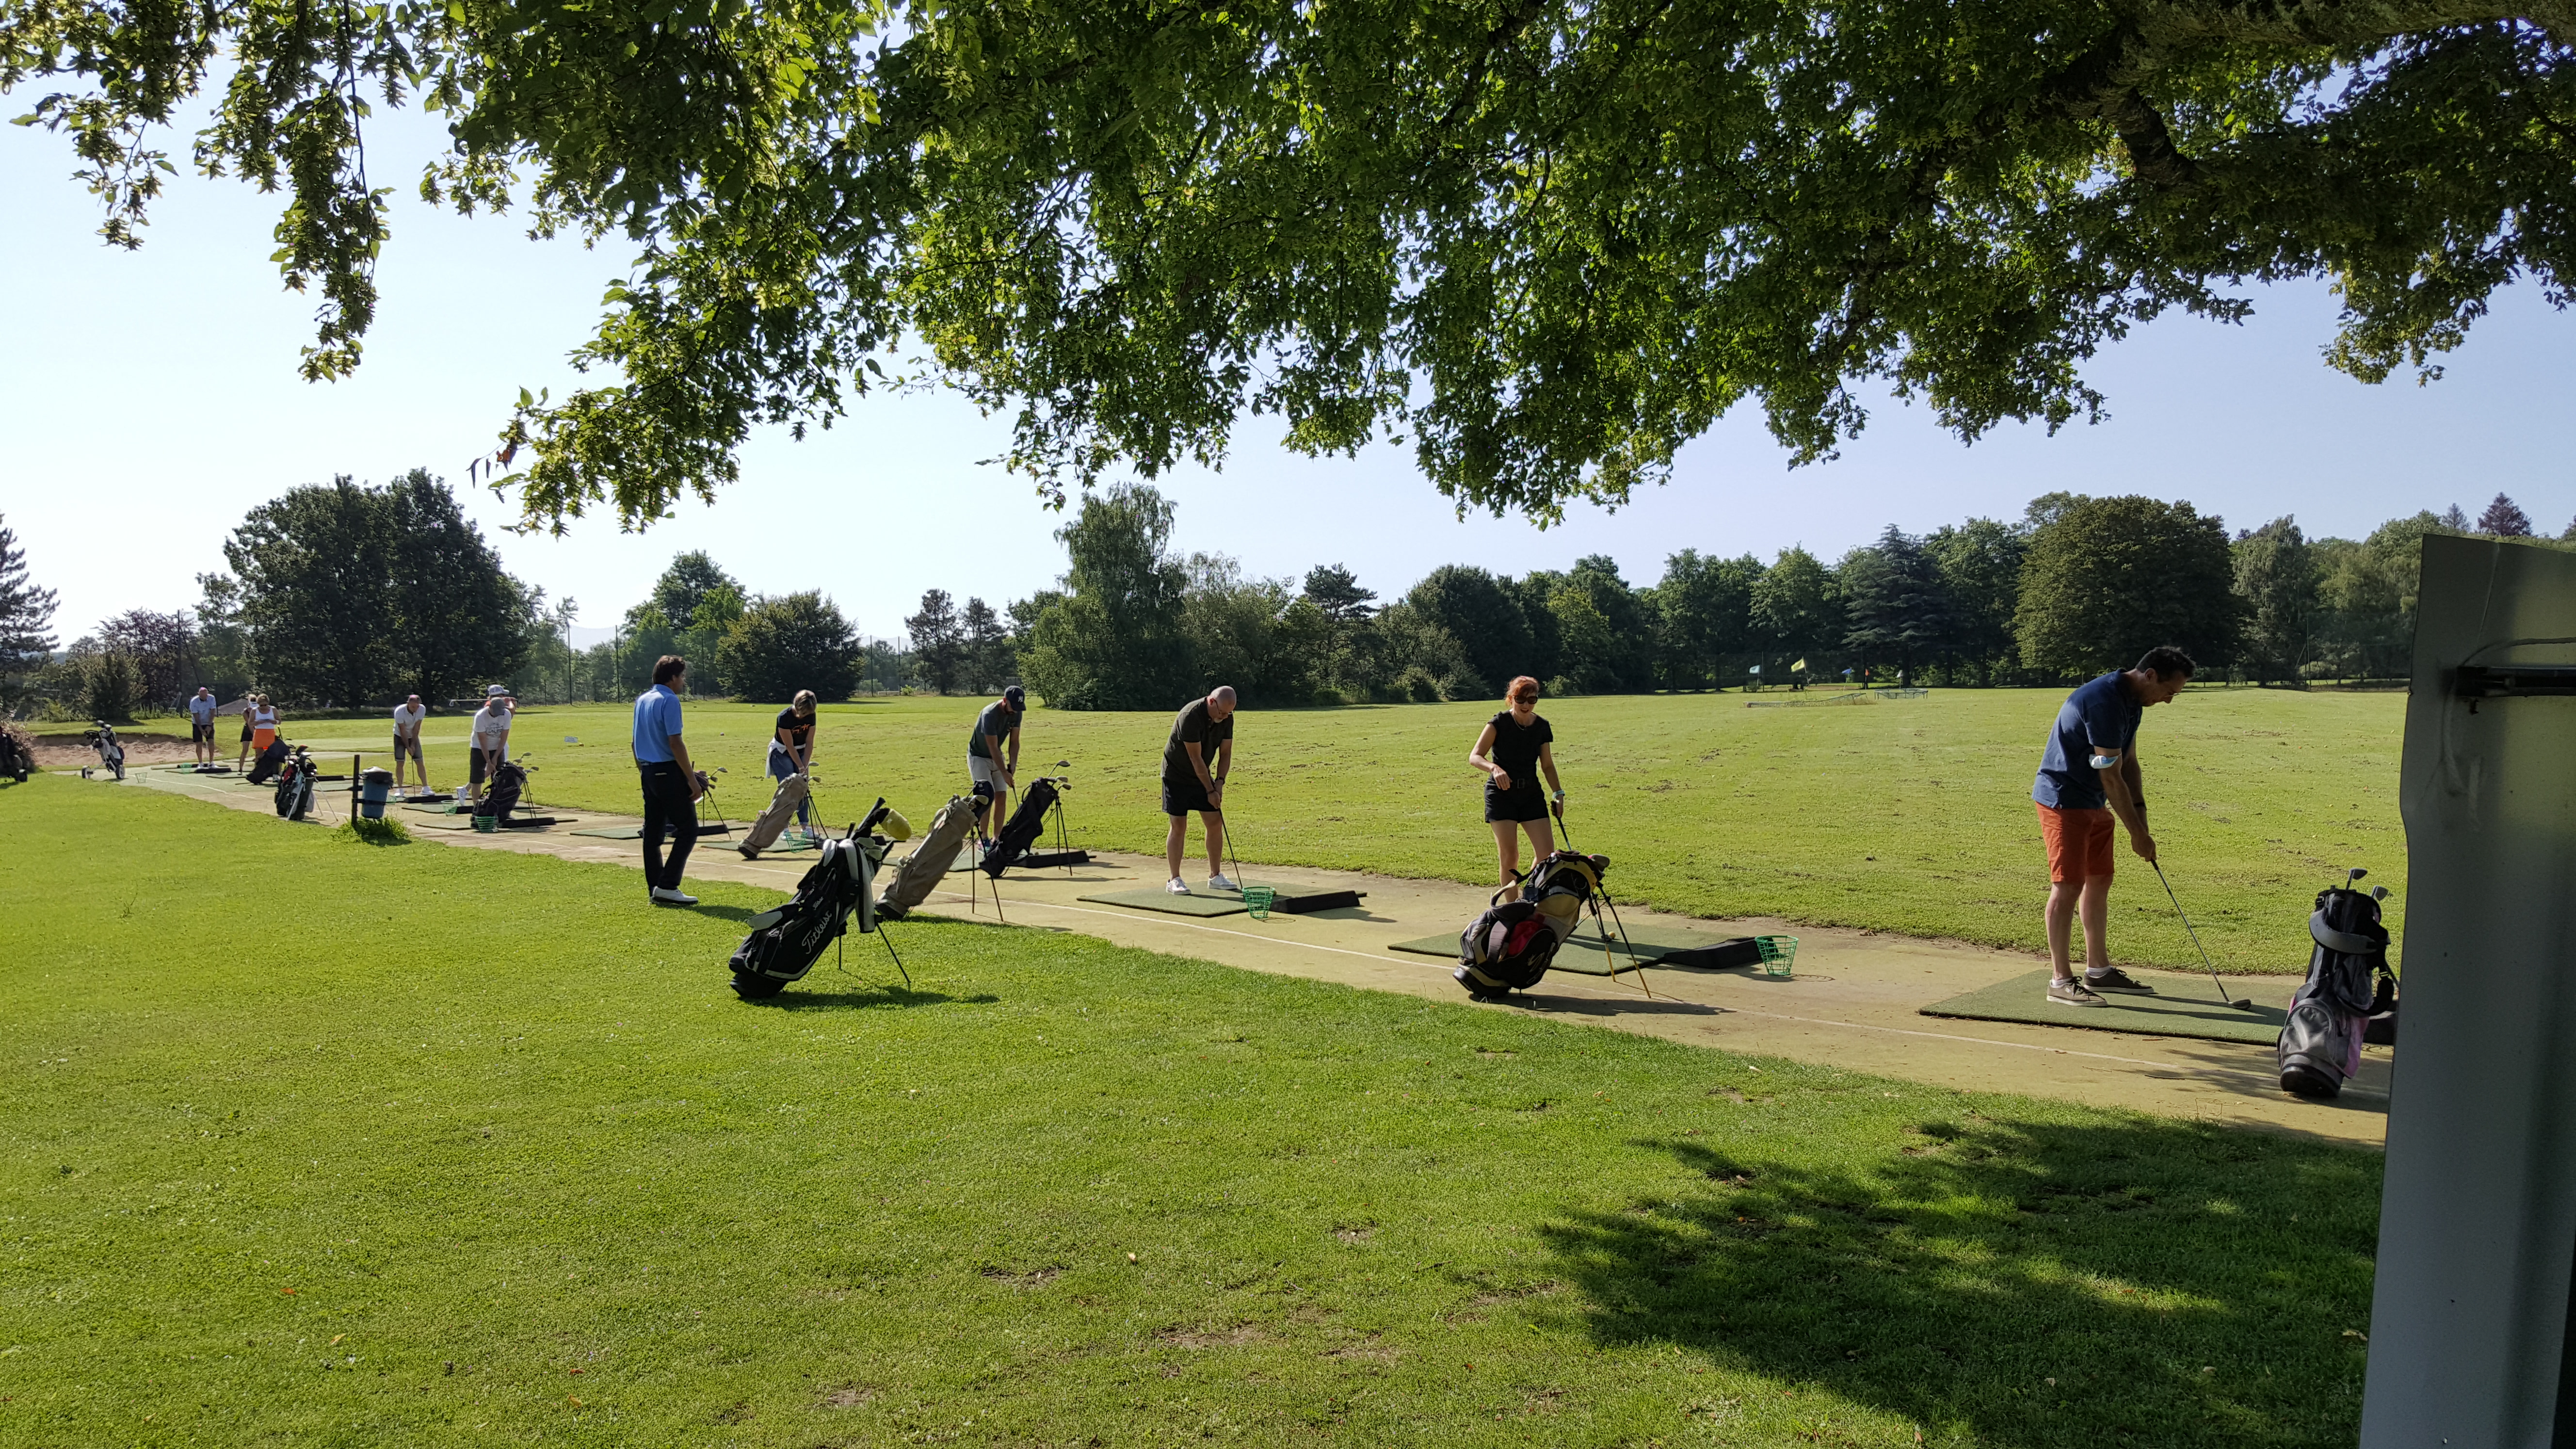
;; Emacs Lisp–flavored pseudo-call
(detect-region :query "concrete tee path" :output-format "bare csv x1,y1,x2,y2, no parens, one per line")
109,765,2390,1149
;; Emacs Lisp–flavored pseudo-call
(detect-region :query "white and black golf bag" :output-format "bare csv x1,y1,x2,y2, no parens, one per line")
2278,881,2396,1099
82,721,125,781
727,801,898,999
273,745,318,821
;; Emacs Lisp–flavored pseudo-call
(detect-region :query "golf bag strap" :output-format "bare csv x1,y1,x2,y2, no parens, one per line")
2310,910,2379,956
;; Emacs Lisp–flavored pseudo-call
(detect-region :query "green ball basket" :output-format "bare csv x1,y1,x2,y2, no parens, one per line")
1755,934,1799,977
1242,886,1274,921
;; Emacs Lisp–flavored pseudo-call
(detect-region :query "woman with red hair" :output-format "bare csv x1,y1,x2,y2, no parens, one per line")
1467,676,1565,895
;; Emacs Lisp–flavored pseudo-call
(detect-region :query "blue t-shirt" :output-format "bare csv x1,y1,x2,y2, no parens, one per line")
2033,672,2141,810
632,685,683,764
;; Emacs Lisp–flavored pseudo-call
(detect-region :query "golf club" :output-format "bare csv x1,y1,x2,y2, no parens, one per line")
2151,859,2255,1010
1548,797,1652,998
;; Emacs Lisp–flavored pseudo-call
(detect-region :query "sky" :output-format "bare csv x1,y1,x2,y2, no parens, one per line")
5,107,2571,647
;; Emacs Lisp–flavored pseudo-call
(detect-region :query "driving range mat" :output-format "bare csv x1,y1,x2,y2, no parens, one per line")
564,823,733,840
1387,924,1754,966
1920,969,2292,1046
1077,890,1249,918
1383,934,1636,979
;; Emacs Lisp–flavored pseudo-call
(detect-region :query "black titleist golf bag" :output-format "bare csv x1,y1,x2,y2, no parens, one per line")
1454,851,1610,997
727,801,897,999
246,737,290,785
980,776,1063,877
0,724,32,783
474,759,527,824
2278,880,2396,1099
273,745,318,821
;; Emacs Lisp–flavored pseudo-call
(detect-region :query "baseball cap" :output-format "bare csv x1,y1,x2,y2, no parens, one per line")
486,684,510,697
1003,685,1026,708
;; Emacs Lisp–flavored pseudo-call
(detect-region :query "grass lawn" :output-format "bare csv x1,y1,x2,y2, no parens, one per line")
2,774,2378,1446
270,687,2403,973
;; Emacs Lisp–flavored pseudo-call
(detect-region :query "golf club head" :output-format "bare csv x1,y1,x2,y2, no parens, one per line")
2347,867,2368,885
2372,886,2390,901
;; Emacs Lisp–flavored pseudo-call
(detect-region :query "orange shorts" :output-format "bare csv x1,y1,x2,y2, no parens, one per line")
2037,804,2114,883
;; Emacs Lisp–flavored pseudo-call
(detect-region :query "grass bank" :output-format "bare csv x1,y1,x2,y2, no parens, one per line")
1,774,2375,1446
271,687,2402,973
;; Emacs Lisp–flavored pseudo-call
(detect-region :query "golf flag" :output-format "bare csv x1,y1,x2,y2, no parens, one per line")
1791,657,1806,671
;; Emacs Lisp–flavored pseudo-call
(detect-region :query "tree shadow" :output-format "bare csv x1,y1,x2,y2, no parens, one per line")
1533,1114,2378,1445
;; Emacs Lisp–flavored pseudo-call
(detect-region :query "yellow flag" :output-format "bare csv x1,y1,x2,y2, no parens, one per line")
1791,657,1807,672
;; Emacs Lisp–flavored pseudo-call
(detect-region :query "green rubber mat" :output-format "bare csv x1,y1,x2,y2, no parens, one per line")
566,824,736,840
1920,969,2294,1046
1386,933,1650,978
405,816,480,831
1387,924,1744,965
1076,889,1249,918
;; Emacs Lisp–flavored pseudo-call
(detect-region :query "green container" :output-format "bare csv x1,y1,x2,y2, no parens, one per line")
471,815,498,834
1755,934,1799,977
1242,886,1274,920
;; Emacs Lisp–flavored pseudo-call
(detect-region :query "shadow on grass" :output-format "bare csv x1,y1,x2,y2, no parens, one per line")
691,904,763,924
752,984,1000,1011
1537,1115,2378,1446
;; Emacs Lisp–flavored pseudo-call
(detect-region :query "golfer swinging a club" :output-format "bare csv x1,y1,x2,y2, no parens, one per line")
2032,645,2195,1007
968,685,1026,845
1468,676,1564,896
1162,685,1237,895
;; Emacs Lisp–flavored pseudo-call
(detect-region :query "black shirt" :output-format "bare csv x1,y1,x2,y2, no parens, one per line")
967,701,1016,759
773,707,814,754
1162,697,1233,780
1484,710,1552,789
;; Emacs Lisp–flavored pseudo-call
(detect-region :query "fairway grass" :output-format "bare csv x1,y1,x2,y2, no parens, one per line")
2,775,2377,1447
280,687,2404,973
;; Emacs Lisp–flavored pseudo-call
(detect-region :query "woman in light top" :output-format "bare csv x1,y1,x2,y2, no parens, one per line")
1466,676,1565,894
249,696,281,756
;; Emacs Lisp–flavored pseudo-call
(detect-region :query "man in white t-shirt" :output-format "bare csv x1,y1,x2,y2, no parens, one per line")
468,686,514,802
187,687,218,766
391,694,429,793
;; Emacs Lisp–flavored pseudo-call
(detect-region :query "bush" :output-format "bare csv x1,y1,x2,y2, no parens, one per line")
332,817,413,847
79,651,141,722
718,592,861,703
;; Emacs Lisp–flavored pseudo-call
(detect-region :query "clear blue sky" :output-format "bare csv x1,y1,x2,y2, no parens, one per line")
5,107,2569,647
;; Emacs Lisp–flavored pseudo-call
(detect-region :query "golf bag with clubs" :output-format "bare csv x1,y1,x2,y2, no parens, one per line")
1454,851,1611,997
246,737,290,785
2277,880,2396,1099
0,723,33,783
473,758,528,825
980,776,1063,877
82,721,125,781
727,800,898,999
739,770,811,854
877,793,978,921
273,745,318,821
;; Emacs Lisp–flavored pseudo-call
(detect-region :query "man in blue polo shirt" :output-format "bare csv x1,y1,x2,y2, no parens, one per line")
2032,645,2195,1007
632,654,707,907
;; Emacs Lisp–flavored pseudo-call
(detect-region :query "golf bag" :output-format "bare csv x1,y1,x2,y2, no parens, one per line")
2278,883,2395,1099
980,776,1063,877
0,724,32,783
273,746,318,821
473,759,527,824
740,771,811,853
727,804,895,999
83,722,125,781
1454,851,1610,996
246,737,290,785
877,794,977,920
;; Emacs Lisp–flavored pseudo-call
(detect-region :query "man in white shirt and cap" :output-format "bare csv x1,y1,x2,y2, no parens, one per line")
391,693,429,794
468,686,514,803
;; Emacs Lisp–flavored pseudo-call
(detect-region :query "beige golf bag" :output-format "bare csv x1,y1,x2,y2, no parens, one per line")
875,795,978,920
741,772,812,854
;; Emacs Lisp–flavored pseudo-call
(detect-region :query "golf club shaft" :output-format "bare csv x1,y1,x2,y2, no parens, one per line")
2151,860,2237,1005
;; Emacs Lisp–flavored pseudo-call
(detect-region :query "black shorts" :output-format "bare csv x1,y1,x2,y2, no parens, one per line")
240,720,255,742
1484,782,1547,824
192,718,215,743
470,751,492,786
1161,773,1215,817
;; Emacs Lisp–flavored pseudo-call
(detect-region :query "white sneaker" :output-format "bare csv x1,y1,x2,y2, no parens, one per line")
1164,877,1191,895
650,886,698,907
1207,873,1238,892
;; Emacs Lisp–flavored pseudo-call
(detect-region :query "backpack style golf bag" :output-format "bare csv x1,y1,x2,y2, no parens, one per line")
877,794,978,921
82,721,125,781
739,770,811,854
727,802,897,999
980,776,1063,877
0,724,33,783
2278,881,2396,1099
246,737,290,785
1454,851,1611,997
273,745,318,821
473,759,528,824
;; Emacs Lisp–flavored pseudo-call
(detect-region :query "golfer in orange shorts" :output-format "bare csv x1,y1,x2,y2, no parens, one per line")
2031,647,2195,1007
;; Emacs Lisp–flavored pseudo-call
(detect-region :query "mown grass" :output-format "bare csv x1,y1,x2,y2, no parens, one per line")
268,687,2404,972
2,774,2377,1447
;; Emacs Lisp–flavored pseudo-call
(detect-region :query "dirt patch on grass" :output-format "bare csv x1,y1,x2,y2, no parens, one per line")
32,732,205,769
1155,1322,1266,1349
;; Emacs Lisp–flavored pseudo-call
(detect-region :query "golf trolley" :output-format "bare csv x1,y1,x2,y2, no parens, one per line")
80,720,126,781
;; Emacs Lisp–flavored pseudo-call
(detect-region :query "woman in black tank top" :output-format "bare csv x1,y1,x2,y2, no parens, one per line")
1467,676,1564,894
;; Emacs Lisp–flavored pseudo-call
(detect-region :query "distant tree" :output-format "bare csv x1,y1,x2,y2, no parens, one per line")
648,552,741,633
960,596,1014,692
225,478,396,707
1924,519,2024,685
1651,549,1760,690
719,592,861,703
2441,503,2472,530
1017,483,1194,710
2014,496,2239,678
1840,527,1950,684
1546,587,1617,694
2312,536,2407,682
1560,555,1654,692
905,589,966,693
1405,565,1530,692
384,470,535,704
2475,493,2535,537
1751,547,1842,677
1506,572,1564,685
0,514,60,703
857,637,916,693
2566,515,2576,541
1300,564,1377,689
1183,554,1327,706
673,582,745,693
77,648,142,722
1346,602,1482,702
2023,492,2091,532
2233,517,2319,684
192,573,251,691
98,608,197,706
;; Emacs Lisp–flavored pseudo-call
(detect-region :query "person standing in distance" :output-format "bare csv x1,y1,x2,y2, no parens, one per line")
187,687,218,767
1467,676,1565,894
770,689,821,843
1161,685,1237,895
632,656,706,907
2032,645,2196,1007
967,685,1025,842
234,694,257,771
468,686,514,804
391,693,429,794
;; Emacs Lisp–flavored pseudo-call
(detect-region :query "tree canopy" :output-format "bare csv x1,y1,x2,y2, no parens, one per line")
13,0,2571,528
